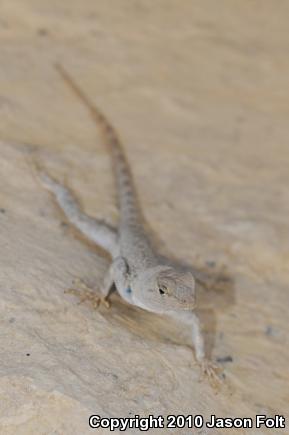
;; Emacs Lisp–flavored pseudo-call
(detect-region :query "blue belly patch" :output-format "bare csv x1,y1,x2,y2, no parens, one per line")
125,287,132,294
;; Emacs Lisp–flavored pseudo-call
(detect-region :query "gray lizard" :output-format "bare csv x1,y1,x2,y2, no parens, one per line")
37,64,220,384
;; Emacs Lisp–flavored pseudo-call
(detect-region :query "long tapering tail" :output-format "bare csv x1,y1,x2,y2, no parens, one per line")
55,63,141,225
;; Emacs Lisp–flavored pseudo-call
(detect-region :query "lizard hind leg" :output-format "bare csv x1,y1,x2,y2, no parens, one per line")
35,165,118,256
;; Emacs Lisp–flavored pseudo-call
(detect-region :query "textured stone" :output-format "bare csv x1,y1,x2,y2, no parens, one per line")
0,1,288,434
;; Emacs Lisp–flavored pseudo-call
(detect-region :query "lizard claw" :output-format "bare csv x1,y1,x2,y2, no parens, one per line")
199,359,223,390
65,278,111,309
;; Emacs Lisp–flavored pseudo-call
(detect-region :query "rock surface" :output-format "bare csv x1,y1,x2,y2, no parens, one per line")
0,1,288,434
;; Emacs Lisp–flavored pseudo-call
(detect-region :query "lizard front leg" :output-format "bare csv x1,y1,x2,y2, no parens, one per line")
66,265,115,309
110,256,134,304
68,256,132,308
170,311,221,387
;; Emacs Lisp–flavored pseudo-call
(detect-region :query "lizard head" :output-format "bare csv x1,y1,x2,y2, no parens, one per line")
132,266,196,313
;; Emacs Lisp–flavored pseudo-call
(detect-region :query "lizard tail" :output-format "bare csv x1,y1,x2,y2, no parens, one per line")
54,63,141,224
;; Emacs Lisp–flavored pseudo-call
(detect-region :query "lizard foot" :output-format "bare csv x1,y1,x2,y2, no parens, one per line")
65,278,111,309
199,359,223,390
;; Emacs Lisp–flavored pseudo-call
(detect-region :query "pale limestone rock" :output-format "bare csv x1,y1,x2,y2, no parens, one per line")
0,1,288,434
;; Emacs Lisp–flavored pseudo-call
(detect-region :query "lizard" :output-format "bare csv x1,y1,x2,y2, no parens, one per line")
37,63,221,384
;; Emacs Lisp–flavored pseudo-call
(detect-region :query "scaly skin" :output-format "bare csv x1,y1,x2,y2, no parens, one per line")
37,64,221,386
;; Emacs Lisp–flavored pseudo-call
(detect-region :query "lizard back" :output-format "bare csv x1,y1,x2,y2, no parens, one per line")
55,64,159,270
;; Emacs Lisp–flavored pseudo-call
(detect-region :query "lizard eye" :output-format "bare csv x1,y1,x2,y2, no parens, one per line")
158,285,167,295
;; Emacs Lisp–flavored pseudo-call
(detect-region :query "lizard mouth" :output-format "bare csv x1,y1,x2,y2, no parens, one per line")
182,302,196,310
175,297,196,310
